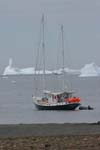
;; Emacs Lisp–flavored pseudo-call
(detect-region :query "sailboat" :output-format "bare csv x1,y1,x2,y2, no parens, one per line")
32,15,80,110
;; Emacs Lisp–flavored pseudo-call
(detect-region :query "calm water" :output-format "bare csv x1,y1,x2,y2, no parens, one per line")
0,74,100,124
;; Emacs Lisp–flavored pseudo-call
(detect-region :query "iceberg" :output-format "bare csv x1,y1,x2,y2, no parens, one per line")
79,63,100,77
3,59,100,77
19,68,35,75
3,58,35,75
3,58,20,75
52,68,80,75
64,67,80,75
52,69,63,75
35,70,52,74
2,58,53,75
3,58,80,76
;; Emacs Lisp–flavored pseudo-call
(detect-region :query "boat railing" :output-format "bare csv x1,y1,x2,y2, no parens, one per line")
49,102,66,106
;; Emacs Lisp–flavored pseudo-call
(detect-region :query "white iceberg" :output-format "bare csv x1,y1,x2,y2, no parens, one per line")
20,68,35,75
3,58,35,75
52,68,80,75
35,70,52,74
3,59,100,77
3,58,20,75
3,58,80,76
2,58,53,75
79,63,100,77
52,69,62,75
64,67,80,75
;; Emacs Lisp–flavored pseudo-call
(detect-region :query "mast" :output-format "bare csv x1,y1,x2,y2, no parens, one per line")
42,14,46,91
61,25,65,91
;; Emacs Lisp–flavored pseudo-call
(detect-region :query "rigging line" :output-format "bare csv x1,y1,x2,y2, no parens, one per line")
56,27,61,72
55,26,62,91
35,20,42,73
68,49,73,91
61,25,66,91
34,16,42,96
64,30,73,91
42,14,46,92
63,27,73,91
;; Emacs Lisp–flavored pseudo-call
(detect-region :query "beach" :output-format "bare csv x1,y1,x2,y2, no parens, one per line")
0,123,100,149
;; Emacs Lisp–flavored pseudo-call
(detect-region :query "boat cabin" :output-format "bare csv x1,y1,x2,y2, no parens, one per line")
43,91,74,103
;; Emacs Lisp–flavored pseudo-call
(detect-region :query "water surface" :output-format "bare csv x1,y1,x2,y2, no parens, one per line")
0,75,100,124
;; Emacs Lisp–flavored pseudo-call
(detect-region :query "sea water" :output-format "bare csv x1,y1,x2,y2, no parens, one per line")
0,74,100,124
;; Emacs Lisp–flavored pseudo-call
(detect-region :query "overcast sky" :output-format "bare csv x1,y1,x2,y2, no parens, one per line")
0,0,98,73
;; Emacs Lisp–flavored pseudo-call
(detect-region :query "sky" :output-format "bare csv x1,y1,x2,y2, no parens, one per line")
0,0,99,74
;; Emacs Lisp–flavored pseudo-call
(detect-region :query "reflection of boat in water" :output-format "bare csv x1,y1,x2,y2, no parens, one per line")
32,15,80,110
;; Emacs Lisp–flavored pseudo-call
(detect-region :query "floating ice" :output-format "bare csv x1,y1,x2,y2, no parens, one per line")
3,58,79,75
3,58,52,75
3,59,100,77
3,58,20,75
79,63,100,77
64,67,80,75
19,68,35,75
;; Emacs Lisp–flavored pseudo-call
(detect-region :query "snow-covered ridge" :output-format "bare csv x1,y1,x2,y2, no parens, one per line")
2,58,100,77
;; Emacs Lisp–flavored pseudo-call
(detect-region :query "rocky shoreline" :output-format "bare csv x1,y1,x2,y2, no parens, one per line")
0,123,100,149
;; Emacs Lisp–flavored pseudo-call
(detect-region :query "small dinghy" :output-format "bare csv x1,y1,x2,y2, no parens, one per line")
79,105,94,110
